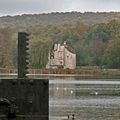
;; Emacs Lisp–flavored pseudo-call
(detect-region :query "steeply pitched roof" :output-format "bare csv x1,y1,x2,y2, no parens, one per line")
64,44,76,54
51,43,76,54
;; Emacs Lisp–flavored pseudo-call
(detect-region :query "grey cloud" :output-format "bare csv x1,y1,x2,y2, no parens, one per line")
0,0,120,16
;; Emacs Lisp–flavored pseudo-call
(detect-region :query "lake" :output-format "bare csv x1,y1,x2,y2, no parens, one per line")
0,75,120,120
49,78,120,120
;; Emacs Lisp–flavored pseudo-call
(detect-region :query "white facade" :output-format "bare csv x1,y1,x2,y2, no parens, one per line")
46,43,76,69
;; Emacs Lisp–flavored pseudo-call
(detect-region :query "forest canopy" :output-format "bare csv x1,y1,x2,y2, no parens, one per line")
0,12,120,69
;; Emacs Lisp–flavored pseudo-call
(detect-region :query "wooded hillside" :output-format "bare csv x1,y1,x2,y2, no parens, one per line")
0,12,120,69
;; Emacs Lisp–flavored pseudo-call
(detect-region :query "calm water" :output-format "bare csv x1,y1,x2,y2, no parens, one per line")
49,78,120,120
1,75,120,120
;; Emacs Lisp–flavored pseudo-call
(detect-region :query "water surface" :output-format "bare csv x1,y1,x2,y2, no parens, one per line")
1,75,120,120
49,78,120,120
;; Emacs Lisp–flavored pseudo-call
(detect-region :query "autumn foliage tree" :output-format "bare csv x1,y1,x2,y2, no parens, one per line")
0,18,120,69
0,27,14,68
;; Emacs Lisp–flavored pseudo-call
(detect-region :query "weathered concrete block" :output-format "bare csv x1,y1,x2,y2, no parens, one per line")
0,79,49,120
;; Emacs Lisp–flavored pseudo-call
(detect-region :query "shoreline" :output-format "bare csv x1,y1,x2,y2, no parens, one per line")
0,73,94,77
0,73,120,79
0,68,120,78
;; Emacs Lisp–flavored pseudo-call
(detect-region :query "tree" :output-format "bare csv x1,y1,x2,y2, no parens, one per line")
0,27,14,68
29,37,53,68
103,35,120,68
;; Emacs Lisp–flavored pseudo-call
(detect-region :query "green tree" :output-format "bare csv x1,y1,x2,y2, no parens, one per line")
103,35,120,68
81,23,112,66
29,37,53,68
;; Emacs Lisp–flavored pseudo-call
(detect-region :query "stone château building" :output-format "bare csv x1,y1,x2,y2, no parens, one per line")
46,42,76,69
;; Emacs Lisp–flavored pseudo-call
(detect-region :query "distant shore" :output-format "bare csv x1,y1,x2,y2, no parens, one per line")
0,68,120,77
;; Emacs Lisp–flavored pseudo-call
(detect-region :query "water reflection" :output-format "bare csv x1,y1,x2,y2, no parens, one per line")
50,82,76,99
49,79,120,120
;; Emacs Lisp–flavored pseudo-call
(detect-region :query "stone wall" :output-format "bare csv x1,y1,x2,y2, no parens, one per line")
46,43,76,69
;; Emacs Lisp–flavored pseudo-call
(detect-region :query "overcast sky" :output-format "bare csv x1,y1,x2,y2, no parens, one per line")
0,0,120,16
